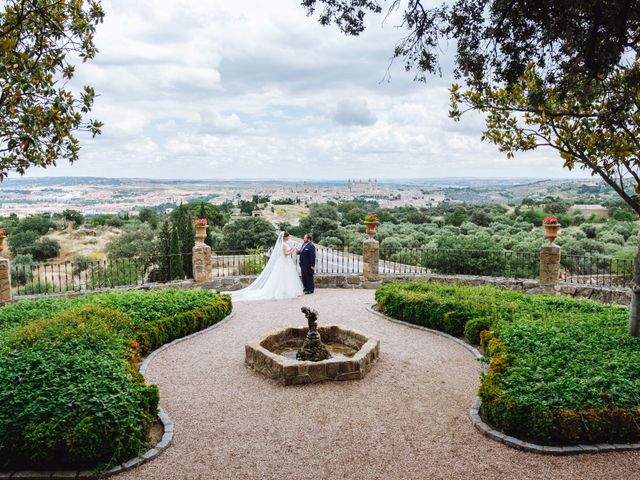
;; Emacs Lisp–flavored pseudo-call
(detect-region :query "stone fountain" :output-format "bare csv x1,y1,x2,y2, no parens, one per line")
245,307,379,385
295,307,332,362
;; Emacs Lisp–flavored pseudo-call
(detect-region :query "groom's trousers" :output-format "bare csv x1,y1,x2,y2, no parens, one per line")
302,268,315,293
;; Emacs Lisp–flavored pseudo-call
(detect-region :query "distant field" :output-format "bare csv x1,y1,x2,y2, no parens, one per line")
262,204,309,226
45,226,121,263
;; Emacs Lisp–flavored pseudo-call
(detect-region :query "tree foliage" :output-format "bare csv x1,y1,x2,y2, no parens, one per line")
60,209,84,226
0,0,105,179
305,0,640,334
105,225,156,262
304,0,640,212
222,217,277,251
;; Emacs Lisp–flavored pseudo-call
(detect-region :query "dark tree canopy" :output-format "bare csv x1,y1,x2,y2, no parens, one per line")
304,0,640,334
0,0,105,179
304,1,640,211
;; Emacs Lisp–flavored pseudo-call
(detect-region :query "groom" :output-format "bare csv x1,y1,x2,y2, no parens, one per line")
298,233,316,294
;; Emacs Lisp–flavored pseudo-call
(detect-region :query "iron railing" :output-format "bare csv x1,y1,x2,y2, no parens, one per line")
379,247,540,279
212,246,364,276
561,254,634,288
11,248,636,296
11,254,193,296
314,246,362,274
212,249,271,277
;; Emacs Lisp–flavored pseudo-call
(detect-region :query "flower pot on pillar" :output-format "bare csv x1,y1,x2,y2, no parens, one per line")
364,221,379,239
540,217,561,294
543,219,561,244
0,229,10,304
193,219,208,243
544,223,560,242
364,213,380,239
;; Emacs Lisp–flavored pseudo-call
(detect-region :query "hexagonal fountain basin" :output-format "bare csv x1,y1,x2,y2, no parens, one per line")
245,325,380,386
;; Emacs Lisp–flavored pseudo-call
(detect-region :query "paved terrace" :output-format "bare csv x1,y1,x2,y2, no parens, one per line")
122,289,640,480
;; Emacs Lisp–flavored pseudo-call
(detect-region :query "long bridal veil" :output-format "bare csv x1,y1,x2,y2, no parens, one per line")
227,232,303,301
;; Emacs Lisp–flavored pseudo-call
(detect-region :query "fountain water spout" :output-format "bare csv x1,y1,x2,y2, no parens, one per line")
296,307,332,361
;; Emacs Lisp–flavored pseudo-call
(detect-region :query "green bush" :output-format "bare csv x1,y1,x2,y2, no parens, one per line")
10,254,36,286
464,317,492,344
375,280,640,445
375,281,514,336
29,237,61,261
0,289,232,470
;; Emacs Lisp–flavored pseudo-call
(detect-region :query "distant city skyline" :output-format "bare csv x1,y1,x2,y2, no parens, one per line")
18,0,588,181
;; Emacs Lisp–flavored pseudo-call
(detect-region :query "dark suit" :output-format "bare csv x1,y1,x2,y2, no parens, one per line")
299,241,316,293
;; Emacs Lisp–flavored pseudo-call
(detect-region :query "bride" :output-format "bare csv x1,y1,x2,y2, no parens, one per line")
228,231,304,301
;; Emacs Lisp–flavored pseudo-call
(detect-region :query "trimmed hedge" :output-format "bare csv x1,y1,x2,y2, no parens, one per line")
0,289,232,470
375,281,640,445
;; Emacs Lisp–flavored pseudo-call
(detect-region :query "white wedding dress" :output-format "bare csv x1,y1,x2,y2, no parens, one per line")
227,232,304,301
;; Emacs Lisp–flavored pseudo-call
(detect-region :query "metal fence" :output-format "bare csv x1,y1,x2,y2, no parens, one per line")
561,254,634,288
212,246,363,276
212,250,271,277
380,247,540,279
10,247,637,296
11,254,193,296
315,246,362,274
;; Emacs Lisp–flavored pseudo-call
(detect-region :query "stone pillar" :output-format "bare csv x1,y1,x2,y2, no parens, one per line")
539,243,561,294
0,258,11,305
363,238,380,286
192,242,212,284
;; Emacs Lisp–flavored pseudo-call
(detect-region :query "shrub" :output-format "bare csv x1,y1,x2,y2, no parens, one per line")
105,216,124,227
29,237,61,261
222,217,277,250
105,225,156,262
0,289,232,470
10,254,35,286
237,248,268,275
7,230,39,255
86,260,145,289
71,254,93,275
464,317,492,344
375,280,640,445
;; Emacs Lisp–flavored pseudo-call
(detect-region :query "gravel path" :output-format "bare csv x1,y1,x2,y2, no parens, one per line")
122,289,640,480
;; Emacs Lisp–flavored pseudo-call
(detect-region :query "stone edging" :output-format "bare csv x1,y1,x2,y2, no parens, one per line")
366,304,640,455
0,310,236,480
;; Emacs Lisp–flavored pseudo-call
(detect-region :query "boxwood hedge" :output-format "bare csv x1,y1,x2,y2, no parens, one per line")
375,281,640,445
0,289,232,470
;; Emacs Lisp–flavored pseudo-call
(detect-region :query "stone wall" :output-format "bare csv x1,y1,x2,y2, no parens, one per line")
557,283,631,305
8,272,632,307
208,273,632,305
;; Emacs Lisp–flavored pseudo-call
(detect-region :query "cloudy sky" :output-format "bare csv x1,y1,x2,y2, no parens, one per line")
26,0,587,180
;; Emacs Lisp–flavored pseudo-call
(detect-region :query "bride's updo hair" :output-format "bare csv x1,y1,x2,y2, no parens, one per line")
283,231,290,239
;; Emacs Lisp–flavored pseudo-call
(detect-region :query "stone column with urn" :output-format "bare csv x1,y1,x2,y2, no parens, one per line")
0,230,11,305
362,214,381,287
539,217,562,294
192,219,212,284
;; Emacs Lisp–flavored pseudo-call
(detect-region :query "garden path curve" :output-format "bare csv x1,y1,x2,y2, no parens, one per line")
121,289,640,480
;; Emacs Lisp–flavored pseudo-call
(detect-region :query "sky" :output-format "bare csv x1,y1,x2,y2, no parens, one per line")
24,0,590,181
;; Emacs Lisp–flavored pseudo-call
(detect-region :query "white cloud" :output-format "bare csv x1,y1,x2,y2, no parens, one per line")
21,0,585,180
332,99,377,126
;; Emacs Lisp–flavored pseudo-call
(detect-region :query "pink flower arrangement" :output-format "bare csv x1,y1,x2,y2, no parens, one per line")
543,216,559,225
193,218,208,226
364,212,379,223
